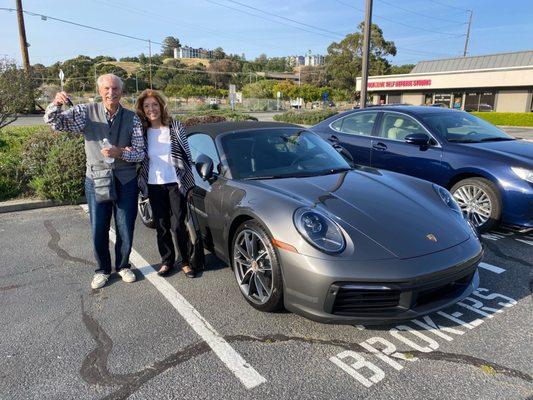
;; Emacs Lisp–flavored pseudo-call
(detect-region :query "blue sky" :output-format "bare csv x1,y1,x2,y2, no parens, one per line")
1,0,532,66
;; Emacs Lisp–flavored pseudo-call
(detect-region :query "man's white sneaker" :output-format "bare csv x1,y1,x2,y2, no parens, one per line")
91,273,110,289
118,268,136,283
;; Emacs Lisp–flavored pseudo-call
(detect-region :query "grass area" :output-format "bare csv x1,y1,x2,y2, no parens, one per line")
273,109,339,125
471,112,533,127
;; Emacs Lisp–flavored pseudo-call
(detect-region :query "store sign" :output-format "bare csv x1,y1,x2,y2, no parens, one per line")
368,79,432,88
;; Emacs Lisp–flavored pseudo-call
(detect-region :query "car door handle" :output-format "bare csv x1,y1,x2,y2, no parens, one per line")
372,142,387,151
328,135,339,144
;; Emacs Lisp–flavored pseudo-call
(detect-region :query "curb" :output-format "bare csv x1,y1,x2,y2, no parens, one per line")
0,198,86,214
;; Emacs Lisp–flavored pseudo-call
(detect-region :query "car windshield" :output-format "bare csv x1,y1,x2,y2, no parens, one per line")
220,129,351,180
421,112,514,143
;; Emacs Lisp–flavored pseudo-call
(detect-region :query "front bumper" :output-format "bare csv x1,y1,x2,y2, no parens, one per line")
279,237,482,324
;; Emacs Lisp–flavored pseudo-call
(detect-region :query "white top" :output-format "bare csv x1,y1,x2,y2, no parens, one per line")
147,126,178,184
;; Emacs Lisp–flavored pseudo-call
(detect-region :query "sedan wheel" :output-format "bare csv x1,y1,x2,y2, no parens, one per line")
451,178,501,232
138,193,155,229
232,220,283,311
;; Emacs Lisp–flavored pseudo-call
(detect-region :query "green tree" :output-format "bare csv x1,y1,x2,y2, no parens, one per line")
0,58,36,128
242,80,277,99
161,36,181,58
390,64,415,75
208,59,240,89
212,47,226,60
325,23,396,96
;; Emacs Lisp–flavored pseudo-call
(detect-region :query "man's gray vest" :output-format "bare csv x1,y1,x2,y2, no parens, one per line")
84,102,137,184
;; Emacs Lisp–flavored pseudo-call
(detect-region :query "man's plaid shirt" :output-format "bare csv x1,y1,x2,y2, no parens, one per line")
44,103,145,162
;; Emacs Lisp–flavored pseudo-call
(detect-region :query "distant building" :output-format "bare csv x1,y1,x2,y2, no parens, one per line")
176,46,214,60
356,50,533,112
287,55,305,67
304,54,325,67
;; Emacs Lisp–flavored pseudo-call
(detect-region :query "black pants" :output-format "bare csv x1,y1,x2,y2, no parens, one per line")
148,183,190,266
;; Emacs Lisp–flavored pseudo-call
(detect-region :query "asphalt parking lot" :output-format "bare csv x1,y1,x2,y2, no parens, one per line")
0,206,532,400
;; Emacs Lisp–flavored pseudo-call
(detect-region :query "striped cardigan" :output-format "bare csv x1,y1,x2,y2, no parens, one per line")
138,119,195,197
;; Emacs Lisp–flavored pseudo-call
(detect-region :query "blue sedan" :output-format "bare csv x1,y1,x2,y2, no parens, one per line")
311,106,533,231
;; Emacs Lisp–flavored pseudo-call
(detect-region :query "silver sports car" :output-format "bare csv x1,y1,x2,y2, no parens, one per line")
140,121,483,324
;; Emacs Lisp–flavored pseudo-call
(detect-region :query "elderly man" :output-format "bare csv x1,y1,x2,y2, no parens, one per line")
44,74,145,289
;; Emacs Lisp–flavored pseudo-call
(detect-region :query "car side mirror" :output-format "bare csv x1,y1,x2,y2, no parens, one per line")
404,133,430,146
195,154,214,181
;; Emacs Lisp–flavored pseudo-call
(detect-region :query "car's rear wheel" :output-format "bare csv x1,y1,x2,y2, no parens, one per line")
232,220,283,312
138,193,155,228
451,177,501,232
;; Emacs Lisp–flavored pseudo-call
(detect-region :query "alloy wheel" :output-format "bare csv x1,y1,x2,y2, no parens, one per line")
452,184,492,227
233,229,273,305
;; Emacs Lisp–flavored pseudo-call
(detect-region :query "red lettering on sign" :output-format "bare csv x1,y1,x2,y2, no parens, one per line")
367,79,432,89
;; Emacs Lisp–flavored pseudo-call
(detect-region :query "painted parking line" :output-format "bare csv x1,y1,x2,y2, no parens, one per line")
79,206,266,389
478,262,506,274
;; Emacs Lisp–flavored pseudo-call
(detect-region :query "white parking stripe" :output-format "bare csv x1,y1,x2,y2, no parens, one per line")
79,206,266,389
515,238,533,246
478,262,506,274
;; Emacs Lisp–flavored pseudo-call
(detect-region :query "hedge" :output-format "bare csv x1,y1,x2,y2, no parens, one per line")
471,112,533,127
273,110,338,125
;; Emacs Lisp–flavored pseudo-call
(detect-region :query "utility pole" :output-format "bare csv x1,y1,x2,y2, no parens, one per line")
148,39,153,89
16,0,30,74
360,0,373,109
463,10,473,57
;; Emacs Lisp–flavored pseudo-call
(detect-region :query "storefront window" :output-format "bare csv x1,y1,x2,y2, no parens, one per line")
465,92,495,112
434,93,451,107
424,93,433,106
388,93,401,104
452,93,463,110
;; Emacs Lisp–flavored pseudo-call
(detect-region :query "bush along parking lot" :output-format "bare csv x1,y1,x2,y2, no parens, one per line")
273,109,339,125
471,112,533,127
0,125,85,202
0,112,251,202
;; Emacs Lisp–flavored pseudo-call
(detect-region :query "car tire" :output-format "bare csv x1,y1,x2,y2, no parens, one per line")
231,220,283,312
451,177,501,232
138,193,155,229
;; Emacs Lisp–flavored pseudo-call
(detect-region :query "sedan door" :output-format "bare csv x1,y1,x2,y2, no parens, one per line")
315,111,379,167
370,112,445,185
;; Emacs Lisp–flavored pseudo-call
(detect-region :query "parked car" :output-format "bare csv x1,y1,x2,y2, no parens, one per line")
311,106,533,231
139,121,481,324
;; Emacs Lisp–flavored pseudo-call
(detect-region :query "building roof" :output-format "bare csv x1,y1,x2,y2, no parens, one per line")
411,50,533,73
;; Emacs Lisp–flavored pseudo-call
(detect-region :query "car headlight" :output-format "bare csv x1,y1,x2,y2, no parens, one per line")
293,208,345,254
511,167,533,183
433,184,462,214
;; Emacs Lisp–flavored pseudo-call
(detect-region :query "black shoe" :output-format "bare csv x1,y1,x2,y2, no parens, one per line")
182,265,195,278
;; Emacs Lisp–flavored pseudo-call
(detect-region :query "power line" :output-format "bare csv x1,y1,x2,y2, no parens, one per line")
221,0,344,37
376,0,467,24
203,0,341,40
426,0,469,12
333,0,463,37
0,7,162,45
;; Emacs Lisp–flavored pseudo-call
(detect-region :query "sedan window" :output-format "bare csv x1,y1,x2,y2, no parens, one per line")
421,112,514,143
378,113,426,141
332,112,378,136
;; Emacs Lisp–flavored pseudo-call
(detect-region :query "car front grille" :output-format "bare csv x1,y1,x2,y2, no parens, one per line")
332,286,401,316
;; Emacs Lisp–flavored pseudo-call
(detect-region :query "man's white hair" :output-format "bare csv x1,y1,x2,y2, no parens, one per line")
97,73,123,90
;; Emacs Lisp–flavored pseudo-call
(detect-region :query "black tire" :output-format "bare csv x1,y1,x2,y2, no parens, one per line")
451,177,501,232
138,193,155,229
231,220,284,312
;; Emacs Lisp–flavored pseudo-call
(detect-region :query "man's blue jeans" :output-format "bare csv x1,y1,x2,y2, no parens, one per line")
85,176,138,274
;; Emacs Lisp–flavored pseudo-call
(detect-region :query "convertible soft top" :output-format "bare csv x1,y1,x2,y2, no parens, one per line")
185,121,300,139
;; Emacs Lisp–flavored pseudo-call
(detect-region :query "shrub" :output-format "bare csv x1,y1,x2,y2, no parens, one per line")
273,109,338,125
32,134,86,202
471,112,533,127
21,130,62,178
0,176,19,201
181,115,227,127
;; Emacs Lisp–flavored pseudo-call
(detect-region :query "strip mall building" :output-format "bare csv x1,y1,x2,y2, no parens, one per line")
356,50,533,112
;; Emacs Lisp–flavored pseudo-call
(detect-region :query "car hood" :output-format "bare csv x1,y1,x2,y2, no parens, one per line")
254,170,469,259
465,140,533,164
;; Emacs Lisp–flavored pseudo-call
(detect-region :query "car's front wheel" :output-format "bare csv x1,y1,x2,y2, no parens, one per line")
451,177,501,232
232,220,283,312
138,193,155,228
